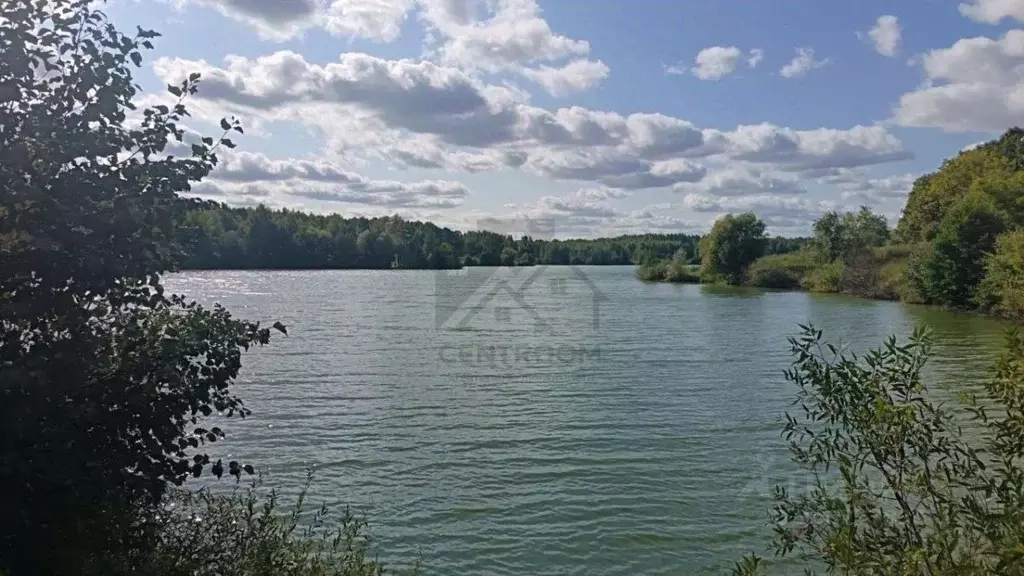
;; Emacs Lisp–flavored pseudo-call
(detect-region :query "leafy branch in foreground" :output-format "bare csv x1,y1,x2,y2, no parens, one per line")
0,0,277,572
734,325,1024,575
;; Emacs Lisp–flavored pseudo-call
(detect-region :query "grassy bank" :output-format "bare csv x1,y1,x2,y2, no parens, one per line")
638,237,1024,325
639,240,931,297
742,243,924,302
636,244,922,301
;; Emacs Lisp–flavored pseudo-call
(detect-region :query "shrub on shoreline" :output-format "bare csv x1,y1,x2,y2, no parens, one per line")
635,260,700,283
978,230,1024,320
744,251,815,289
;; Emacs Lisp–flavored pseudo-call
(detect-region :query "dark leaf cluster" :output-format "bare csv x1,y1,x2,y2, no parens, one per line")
0,1,275,572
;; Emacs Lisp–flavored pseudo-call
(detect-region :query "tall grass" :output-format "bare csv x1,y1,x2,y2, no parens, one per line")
636,261,700,283
141,474,417,576
744,251,815,289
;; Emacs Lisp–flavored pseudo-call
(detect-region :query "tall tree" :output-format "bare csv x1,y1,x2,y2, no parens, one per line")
0,1,280,572
811,207,890,263
978,230,1024,320
897,147,1014,242
909,193,1006,307
699,213,767,285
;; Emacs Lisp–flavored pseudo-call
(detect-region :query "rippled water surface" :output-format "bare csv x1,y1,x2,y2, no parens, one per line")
165,266,1012,575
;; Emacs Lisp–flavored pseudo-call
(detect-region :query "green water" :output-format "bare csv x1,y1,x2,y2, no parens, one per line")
165,266,1012,575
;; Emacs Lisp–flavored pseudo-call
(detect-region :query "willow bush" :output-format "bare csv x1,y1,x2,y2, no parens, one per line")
735,325,1024,575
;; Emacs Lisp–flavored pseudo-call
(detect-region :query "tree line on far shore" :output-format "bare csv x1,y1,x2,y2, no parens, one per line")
177,200,806,270
637,128,1024,322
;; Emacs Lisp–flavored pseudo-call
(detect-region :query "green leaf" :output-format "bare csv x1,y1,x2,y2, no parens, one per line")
167,84,182,97
220,118,231,131
130,51,141,67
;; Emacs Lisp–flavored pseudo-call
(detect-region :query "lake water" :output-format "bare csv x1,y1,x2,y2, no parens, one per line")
165,266,1012,575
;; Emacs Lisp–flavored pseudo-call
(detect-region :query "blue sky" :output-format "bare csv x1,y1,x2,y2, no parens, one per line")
104,0,1024,238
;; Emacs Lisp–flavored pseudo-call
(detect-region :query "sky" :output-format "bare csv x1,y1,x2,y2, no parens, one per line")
101,0,1024,239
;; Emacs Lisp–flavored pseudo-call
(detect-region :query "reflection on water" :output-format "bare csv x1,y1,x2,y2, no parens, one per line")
900,303,1012,396
164,267,1014,575
698,283,769,299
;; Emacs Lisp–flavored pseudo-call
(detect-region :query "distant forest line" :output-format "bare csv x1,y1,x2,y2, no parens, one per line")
177,201,807,270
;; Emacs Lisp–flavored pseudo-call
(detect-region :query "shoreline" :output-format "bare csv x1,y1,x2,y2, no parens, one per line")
637,274,1024,324
175,263,640,272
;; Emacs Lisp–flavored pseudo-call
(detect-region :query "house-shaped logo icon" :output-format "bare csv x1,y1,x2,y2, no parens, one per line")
435,264,608,335
435,217,608,335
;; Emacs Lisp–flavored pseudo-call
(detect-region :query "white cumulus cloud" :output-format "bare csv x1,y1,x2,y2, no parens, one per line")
865,15,901,57
780,47,829,78
154,50,912,193
172,0,413,42
189,150,471,209
893,29,1024,131
666,46,763,80
691,46,744,80
419,0,608,94
520,59,610,96
959,0,1024,23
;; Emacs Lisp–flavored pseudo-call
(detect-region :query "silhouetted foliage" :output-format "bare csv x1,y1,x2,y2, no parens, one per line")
0,1,279,572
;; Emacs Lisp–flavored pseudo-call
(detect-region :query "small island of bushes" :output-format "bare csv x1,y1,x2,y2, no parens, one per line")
637,128,1024,322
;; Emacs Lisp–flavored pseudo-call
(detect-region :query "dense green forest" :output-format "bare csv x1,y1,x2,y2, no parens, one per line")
178,200,806,269
639,127,1024,322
